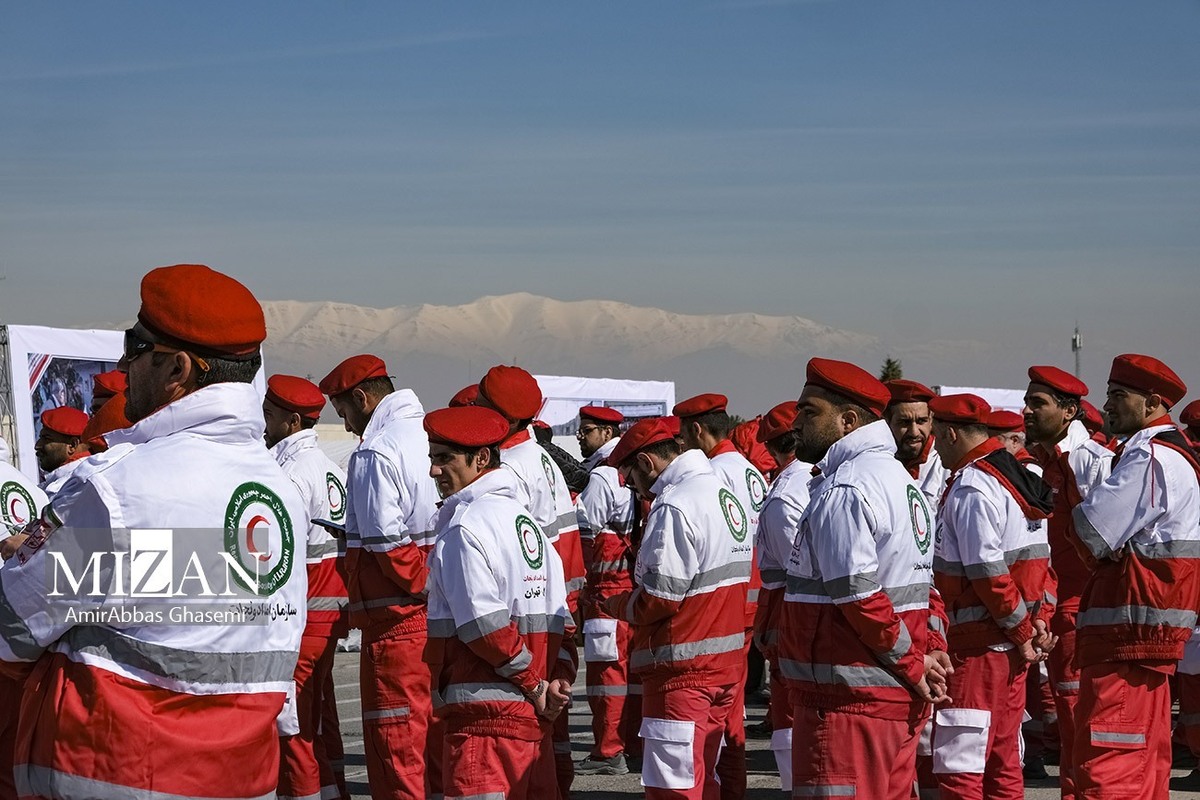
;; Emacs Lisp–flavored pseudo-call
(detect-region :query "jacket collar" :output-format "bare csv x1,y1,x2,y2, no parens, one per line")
651,448,714,496
106,383,266,448
271,428,320,462
361,389,425,446
815,420,897,476
438,467,521,526
584,436,619,471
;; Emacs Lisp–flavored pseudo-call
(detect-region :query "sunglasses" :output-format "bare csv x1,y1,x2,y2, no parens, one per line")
123,328,210,372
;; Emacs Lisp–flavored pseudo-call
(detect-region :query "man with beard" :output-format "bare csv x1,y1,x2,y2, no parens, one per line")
264,374,351,800
1022,365,1113,796
782,358,945,800
574,405,640,776
884,379,948,510
34,407,90,497
1069,355,1200,799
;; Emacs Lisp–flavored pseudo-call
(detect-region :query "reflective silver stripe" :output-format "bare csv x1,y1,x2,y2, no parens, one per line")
747,588,760,604
928,615,946,633
1091,730,1145,746
0,587,44,661
933,556,965,577
1077,605,1197,630
307,596,348,612
319,786,341,800
428,618,457,637
823,571,878,601
1056,681,1080,692
566,576,586,594
586,685,628,697
1071,506,1112,560
948,606,990,625
457,609,512,643
641,562,752,599
307,540,340,559
877,621,912,668
1129,540,1200,559
996,603,1028,630
280,793,321,800
793,784,856,796
964,560,1011,580
630,632,745,670
496,647,533,679
348,595,424,612
1044,590,1058,606
65,626,296,686
517,613,567,635
453,793,506,800
760,568,788,586
556,511,579,533
778,659,903,689
592,559,630,574
885,582,930,609
440,681,526,705
786,574,828,597
363,706,410,721
15,764,276,800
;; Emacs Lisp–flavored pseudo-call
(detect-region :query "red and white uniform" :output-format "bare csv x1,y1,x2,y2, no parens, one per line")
931,439,1053,799
38,455,87,498
780,420,935,800
1028,418,1112,794
609,449,752,799
498,427,584,792
752,455,811,791
343,389,440,800
424,467,575,800
0,447,50,797
0,383,307,800
577,437,640,761
273,429,351,800
1069,423,1200,799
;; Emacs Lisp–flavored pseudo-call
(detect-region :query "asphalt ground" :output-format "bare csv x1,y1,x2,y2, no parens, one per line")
331,651,1200,799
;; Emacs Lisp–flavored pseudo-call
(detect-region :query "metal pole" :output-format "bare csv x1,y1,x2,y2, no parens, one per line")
1071,324,1083,378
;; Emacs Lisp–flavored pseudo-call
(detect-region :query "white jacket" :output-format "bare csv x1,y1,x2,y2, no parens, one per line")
577,437,633,540
273,428,348,566
39,457,87,498
0,382,309,798
758,457,812,591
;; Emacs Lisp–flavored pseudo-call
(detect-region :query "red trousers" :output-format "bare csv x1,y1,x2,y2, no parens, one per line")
792,703,925,800
1049,607,1082,797
933,648,1028,800
361,630,431,800
1023,660,1059,761
441,729,554,800
279,633,341,800
1073,662,1172,800
321,664,348,799
640,682,738,800
585,618,643,758
715,635,751,800
766,662,793,791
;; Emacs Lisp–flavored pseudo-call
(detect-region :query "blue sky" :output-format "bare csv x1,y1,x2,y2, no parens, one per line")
2,1,1198,392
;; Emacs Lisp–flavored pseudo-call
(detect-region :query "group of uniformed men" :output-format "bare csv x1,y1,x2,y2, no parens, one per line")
0,263,1198,800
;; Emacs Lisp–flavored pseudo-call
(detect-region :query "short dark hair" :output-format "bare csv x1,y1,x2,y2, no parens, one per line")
816,387,880,425
688,410,734,439
300,417,319,431
156,351,263,386
641,437,682,462
442,443,502,469
357,376,395,399
1048,390,1084,422
940,421,990,439
767,430,801,458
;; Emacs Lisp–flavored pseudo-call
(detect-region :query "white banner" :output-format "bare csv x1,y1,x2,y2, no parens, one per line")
4,325,123,480
533,374,676,433
936,385,1026,413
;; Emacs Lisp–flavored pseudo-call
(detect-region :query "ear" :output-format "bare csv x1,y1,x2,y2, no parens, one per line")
352,386,370,412
1144,393,1165,417
165,351,196,394
839,407,861,434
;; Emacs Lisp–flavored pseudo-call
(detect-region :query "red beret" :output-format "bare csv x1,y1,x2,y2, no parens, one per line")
1181,400,1200,429
92,370,127,399
266,374,326,420
987,410,1024,433
885,379,936,406
478,365,542,421
607,417,678,468
424,406,510,448
532,419,551,431
1108,354,1187,408
580,405,624,424
756,401,799,443
137,264,266,357
1081,400,1104,433
319,355,388,397
805,358,891,417
81,394,132,452
40,407,89,438
449,385,479,407
673,393,728,418
929,394,991,426
664,416,681,436
1027,366,1088,399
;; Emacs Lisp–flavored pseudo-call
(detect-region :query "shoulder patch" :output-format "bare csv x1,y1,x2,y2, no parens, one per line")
516,513,546,569
906,484,933,555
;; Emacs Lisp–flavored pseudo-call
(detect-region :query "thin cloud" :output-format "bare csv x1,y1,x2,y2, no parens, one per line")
0,30,502,83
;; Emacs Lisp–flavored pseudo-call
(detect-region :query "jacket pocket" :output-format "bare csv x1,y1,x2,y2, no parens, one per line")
640,717,696,790
583,617,620,662
932,707,991,774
